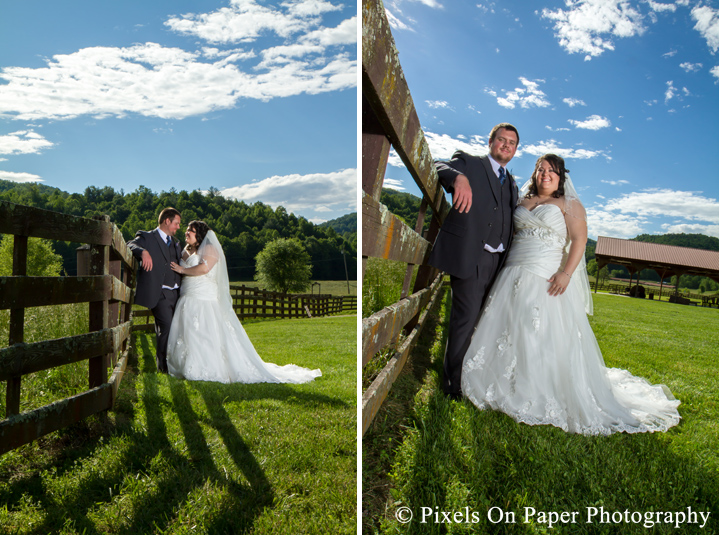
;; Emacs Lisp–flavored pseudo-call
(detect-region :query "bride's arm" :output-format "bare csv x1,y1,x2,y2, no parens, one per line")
170,245,219,276
547,202,588,296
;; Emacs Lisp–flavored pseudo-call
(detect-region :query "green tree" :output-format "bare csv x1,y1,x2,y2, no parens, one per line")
255,238,312,294
0,235,63,276
587,259,598,278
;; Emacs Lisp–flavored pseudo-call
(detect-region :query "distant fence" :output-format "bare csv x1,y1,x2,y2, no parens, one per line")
132,285,356,331
590,281,715,304
361,0,451,436
0,201,135,455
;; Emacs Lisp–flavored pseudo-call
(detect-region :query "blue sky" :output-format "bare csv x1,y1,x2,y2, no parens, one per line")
0,0,357,224
379,0,719,240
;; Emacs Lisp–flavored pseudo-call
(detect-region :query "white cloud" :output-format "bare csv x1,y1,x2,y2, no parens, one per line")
411,0,443,8
679,61,702,72
546,125,571,132
382,178,405,190
387,131,488,166
605,189,719,224
568,115,611,130
663,49,677,57
0,170,44,183
0,4,356,122
646,1,676,13
0,130,54,155
541,0,645,58
165,0,341,44
426,100,452,110
711,65,719,81
496,77,550,109
691,5,719,54
586,208,646,238
661,223,719,238
664,80,676,103
218,168,356,214
384,8,415,31
601,179,629,185
563,97,586,107
520,139,607,160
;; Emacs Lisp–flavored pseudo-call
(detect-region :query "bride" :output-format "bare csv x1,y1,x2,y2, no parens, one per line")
166,220,321,384
460,154,680,435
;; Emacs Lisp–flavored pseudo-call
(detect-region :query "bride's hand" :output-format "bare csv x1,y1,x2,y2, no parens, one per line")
170,262,184,275
547,271,570,296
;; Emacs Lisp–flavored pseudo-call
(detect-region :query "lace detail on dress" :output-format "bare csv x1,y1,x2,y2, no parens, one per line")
532,306,540,332
464,346,486,372
513,276,522,297
514,226,566,249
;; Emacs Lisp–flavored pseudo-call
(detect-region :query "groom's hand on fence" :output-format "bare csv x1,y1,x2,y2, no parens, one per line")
452,174,472,213
141,250,153,271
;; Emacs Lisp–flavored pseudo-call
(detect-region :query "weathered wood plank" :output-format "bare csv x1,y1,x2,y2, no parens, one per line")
362,0,448,220
0,321,132,381
0,201,112,245
0,275,132,309
362,273,443,367
0,383,112,455
109,223,136,269
362,192,429,264
362,278,446,436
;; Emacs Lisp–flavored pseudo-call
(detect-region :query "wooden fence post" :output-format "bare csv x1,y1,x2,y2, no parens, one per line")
5,235,28,417
88,216,110,389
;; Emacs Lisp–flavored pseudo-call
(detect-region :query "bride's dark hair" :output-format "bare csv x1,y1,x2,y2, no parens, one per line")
187,220,211,246
526,154,570,199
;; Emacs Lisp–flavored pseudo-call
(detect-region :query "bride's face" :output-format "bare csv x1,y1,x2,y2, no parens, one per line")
185,227,198,247
535,161,560,196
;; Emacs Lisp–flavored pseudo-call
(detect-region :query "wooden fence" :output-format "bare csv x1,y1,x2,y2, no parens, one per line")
132,285,356,331
361,0,452,436
0,201,136,455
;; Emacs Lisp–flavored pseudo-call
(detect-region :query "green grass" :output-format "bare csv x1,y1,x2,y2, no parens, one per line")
363,291,719,534
0,316,356,534
0,304,90,416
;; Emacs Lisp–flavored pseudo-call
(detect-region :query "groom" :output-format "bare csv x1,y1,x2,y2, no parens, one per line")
128,207,183,373
428,123,520,399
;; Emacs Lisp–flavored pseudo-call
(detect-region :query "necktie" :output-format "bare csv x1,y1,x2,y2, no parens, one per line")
166,235,172,247
498,167,506,185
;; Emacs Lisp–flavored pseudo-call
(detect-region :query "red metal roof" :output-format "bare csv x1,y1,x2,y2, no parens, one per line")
595,236,719,274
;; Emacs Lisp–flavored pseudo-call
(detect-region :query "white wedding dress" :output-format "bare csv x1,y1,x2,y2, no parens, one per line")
461,202,681,435
167,231,321,384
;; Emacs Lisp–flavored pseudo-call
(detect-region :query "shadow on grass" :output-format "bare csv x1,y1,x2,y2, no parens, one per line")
364,285,719,534
0,329,345,534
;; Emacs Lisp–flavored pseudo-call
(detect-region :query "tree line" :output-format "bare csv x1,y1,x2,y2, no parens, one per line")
0,180,357,281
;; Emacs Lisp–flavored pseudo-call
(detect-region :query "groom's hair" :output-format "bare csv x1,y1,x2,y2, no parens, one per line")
489,123,519,145
158,207,181,225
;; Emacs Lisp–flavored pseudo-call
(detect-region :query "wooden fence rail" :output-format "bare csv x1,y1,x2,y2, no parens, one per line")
0,201,136,455
361,0,451,436
131,286,356,332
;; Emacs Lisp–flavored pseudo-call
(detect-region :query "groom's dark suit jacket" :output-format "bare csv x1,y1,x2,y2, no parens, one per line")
128,229,183,309
428,151,519,279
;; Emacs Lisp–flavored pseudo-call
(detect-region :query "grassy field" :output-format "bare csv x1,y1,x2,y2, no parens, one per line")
0,316,357,534
363,291,719,534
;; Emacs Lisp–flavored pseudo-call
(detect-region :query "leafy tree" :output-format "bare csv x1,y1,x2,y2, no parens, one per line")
587,259,598,278
255,238,312,294
0,235,63,276
598,266,610,285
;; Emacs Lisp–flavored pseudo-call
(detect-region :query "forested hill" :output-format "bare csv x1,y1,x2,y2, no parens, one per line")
319,212,357,242
380,188,433,232
0,180,356,281
633,233,719,251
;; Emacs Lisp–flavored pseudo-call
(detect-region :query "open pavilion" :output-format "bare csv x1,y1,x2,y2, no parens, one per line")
594,237,719,302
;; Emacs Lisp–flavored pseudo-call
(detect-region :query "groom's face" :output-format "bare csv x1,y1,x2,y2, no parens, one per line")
162,215,182,236
489,128,518,166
